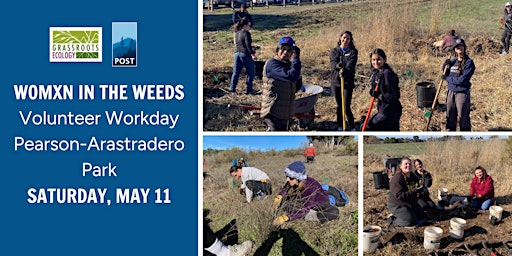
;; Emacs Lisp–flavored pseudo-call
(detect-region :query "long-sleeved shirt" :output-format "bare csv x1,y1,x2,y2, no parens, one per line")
470,175,494,200
442,57,475,92
278,177,329,221
235,30,255,55
304,147,316,157
388,172,420,208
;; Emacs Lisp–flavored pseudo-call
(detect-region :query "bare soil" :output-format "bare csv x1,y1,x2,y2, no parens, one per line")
363,155,512,256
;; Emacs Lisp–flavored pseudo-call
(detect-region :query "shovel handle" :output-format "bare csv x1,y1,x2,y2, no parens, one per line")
362,84,379,132
425,65,449,131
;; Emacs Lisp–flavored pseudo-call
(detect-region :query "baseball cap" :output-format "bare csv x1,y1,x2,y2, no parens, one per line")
454,38,466,48
278,36,295,47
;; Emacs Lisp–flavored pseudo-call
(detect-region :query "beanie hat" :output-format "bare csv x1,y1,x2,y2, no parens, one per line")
284,161,307,181
278,36,295,47
453,38,466,48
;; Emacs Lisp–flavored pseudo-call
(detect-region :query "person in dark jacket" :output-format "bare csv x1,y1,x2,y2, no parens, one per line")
261,36,302,131
441,38,475,131
232,4,253,45
387,157,426,227
412,159,435,210
365,48,402,131
501,2,512,56
229,18,258,94
272,161,339,225
329,31,358,131
469,166,495,210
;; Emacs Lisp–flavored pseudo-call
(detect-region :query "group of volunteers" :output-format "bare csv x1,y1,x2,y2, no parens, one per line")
225,3,512,132
386,157,495,227
205,144,341,256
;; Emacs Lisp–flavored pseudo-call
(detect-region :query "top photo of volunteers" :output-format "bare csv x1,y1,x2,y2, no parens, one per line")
203,1,512,132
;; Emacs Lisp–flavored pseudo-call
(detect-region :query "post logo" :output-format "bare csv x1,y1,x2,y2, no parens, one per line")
112,22,137,67
49,27,102,62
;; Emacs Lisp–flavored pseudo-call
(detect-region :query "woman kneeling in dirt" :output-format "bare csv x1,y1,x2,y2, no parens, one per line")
441,38,475,131
365,48,402,131
387,157,426,227
412,159,436,211
469,166,495,211
261,36,302,131
272,161,339,225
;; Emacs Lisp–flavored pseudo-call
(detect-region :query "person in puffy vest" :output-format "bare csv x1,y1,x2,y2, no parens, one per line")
261,36,302,131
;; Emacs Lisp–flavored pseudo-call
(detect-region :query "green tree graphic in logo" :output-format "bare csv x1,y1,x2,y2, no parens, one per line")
53,30,99,58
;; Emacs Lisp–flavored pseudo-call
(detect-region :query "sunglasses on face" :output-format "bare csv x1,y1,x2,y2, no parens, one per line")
286,176,297,180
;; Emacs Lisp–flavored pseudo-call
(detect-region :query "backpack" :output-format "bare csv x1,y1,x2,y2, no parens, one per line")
321,184,349,207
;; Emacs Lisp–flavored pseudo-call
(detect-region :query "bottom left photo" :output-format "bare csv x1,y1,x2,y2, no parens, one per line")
202,135,359,256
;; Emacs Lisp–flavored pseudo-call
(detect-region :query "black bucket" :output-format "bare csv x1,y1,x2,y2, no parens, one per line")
255,61,264,80
416,82,436,108
373,171,389,190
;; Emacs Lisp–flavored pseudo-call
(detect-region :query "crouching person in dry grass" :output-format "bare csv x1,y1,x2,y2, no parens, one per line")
272,161,339,226
230,165,272,203
387,157,426,227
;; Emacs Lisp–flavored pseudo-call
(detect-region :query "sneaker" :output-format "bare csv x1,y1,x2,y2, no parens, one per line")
228,240,253,256
500,51,508,56
337,127,344,131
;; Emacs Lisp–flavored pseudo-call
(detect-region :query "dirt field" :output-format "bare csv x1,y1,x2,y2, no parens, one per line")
203,1,512,131
363,150,512,256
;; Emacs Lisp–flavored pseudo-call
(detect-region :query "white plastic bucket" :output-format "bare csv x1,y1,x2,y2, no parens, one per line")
489,205,503,222
438,188,448,201
449,218,466,239
362,225,381,252
424,226,443,250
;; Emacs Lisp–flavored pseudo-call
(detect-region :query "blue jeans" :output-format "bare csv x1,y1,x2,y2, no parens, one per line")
230,52,255,93
472,198,494,210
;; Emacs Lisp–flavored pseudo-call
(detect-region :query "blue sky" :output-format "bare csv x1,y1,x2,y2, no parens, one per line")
112,22,137,42
203,136,310,151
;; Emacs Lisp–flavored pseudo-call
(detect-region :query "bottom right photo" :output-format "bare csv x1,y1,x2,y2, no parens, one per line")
363,135,511,255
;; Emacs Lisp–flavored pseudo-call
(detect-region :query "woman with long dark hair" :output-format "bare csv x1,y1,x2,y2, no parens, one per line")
329,31,358,131
441,38,475,131
365,48,402,131
229,18,257,94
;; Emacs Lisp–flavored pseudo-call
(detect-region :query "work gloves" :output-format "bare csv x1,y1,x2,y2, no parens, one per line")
370,89,381,98
273,195,283,210
442,59,451,80
273,215,289,226
292,46,300,59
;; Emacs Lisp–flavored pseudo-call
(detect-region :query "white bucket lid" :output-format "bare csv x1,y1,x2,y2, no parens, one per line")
424,226,443,236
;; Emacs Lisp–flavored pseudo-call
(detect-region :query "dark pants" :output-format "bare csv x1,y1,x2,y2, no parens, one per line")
387,201,425,227
245,180,272,195
502,28,512,53
204,219,216,248
331,85,355,129
306,156,315,163
366,110,401,131
264,114,291,131
314,202,340,224
417,196,435,210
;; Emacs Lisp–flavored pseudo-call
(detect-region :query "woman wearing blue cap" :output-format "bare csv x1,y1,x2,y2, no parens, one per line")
272,161,339,225
260,36,302,131
441,38,475,131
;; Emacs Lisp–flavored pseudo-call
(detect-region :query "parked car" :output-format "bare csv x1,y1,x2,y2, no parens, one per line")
253,0,267,5
203,0,219,8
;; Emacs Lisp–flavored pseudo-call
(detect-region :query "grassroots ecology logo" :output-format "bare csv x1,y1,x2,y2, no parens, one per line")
112,22,137,67
49,27,102,62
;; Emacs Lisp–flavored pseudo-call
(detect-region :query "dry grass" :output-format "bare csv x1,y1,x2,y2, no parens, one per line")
203,144,358,255
203,0,512,131
363,137,512,255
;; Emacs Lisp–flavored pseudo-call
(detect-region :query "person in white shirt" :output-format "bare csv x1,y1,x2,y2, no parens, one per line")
230,166,272,202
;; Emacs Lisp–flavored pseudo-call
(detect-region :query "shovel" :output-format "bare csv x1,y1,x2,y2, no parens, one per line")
339,68,346,131
425,65,449,131
362,79,379,132
464,243,479,256
503,241,512,255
